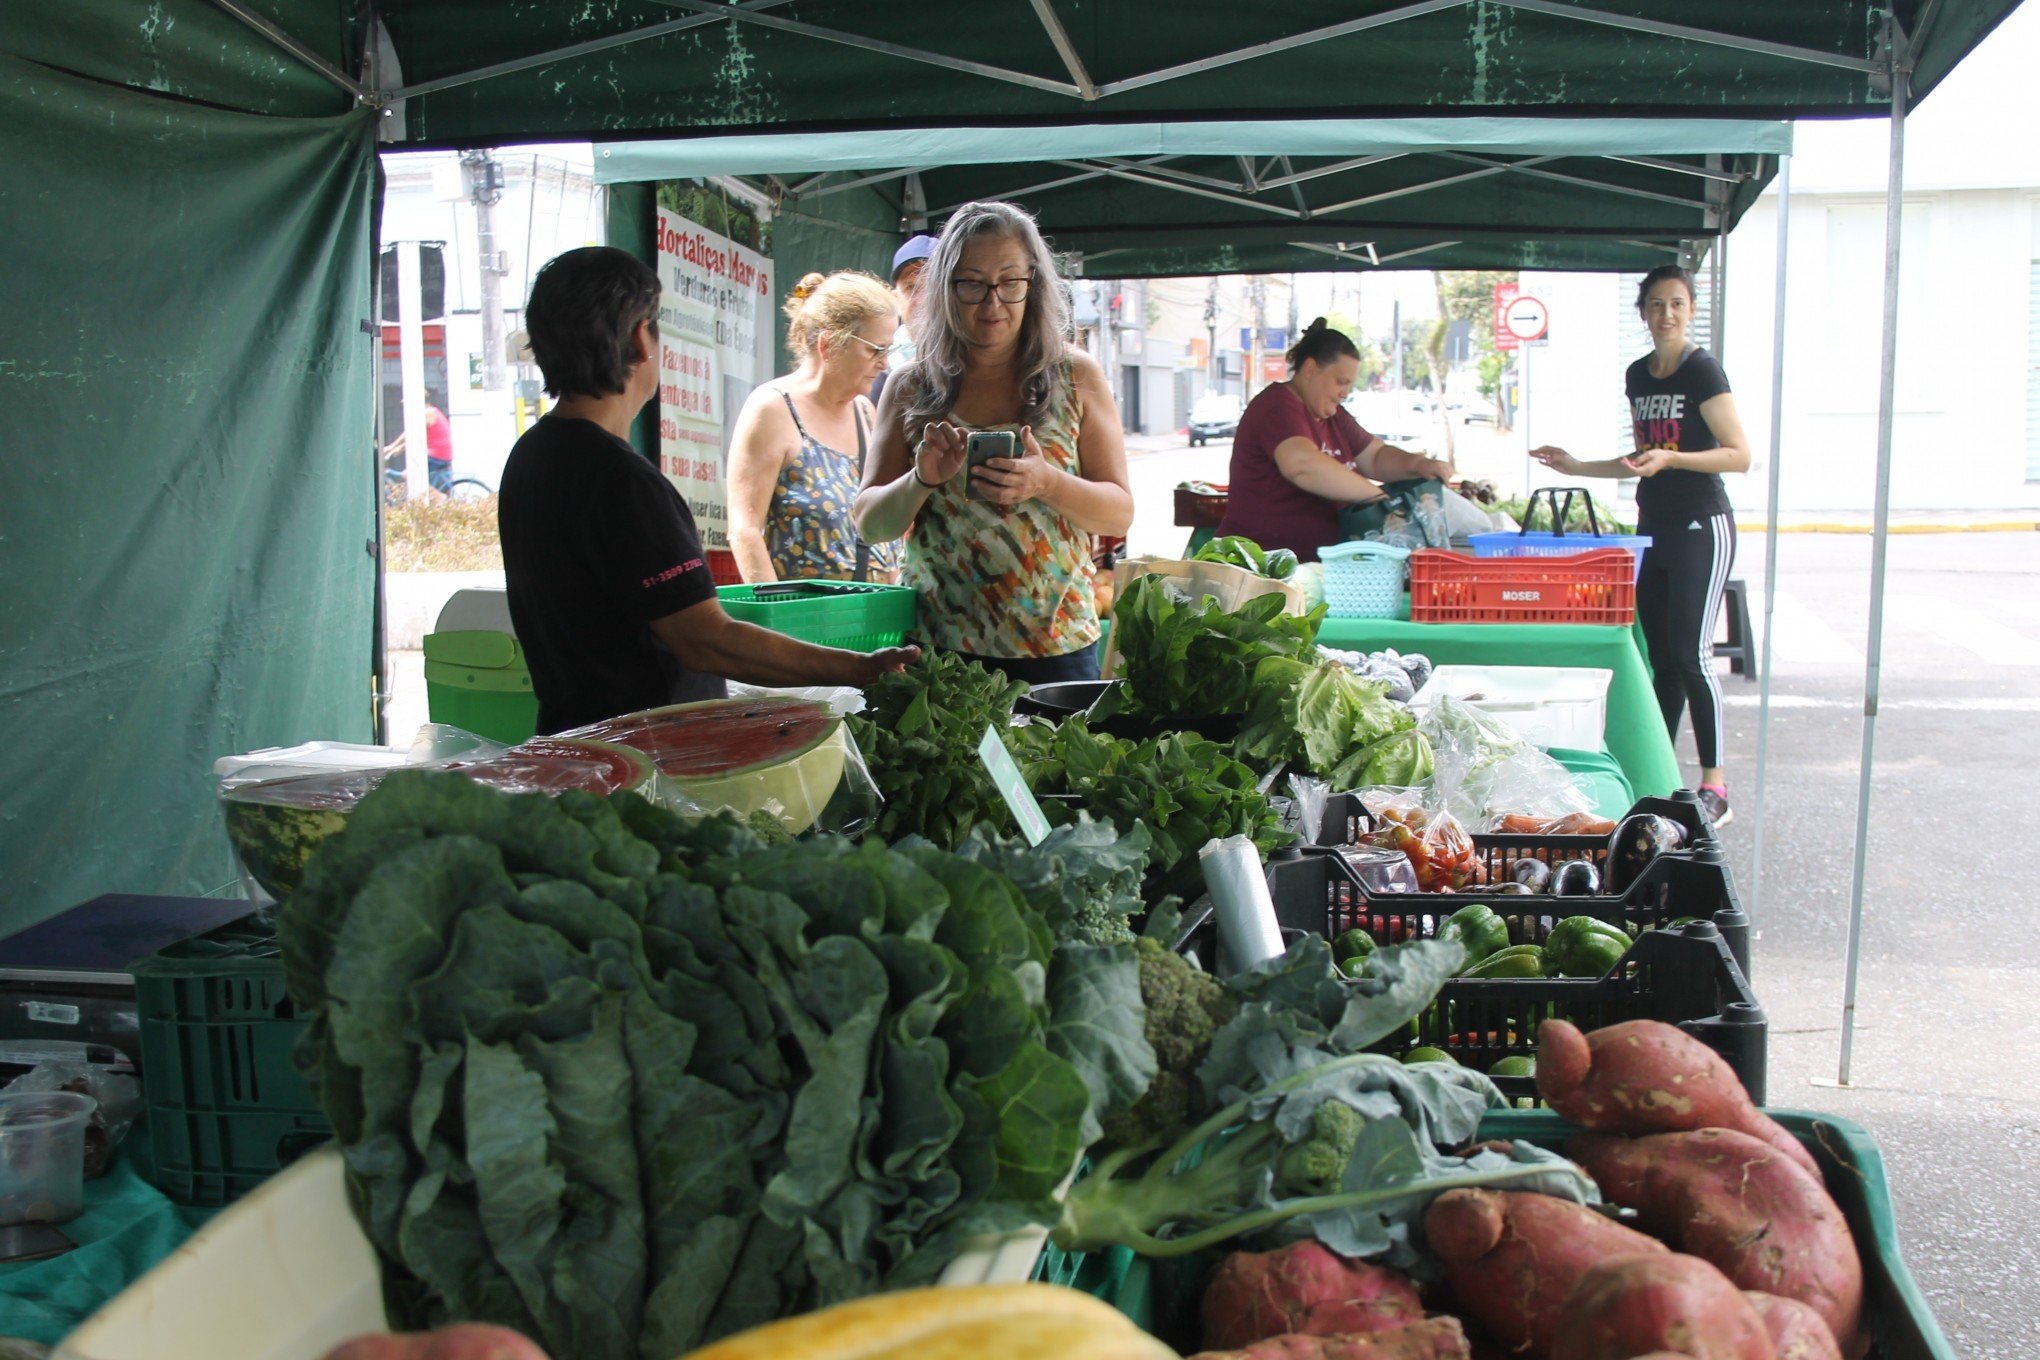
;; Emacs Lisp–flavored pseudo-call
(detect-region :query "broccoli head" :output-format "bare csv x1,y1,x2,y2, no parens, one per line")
1275,1099,1365,1197
1098,938,1240,1150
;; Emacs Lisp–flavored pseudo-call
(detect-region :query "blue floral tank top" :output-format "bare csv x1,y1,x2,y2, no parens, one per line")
763,390,900,582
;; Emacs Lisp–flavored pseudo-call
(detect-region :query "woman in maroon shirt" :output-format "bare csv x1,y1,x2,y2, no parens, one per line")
1216,318,1451,562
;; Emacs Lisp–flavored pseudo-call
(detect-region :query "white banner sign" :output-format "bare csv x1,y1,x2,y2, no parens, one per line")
654,208,774,552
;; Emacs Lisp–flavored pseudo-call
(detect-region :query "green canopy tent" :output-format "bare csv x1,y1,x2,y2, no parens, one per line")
0,1,2017,959
595,119,1788,278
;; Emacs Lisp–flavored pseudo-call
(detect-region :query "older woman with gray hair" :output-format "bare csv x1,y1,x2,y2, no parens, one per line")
855,201,1133,684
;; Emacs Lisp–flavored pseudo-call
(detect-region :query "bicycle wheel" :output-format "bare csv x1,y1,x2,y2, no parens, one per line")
447,477,495,502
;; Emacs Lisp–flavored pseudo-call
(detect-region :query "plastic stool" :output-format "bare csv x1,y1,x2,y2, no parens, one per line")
1714,578,1756,680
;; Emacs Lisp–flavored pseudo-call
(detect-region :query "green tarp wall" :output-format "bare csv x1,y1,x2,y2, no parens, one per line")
0,41,376,935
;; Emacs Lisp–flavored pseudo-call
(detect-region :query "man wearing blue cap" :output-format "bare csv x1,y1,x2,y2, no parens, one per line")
871,233,938,405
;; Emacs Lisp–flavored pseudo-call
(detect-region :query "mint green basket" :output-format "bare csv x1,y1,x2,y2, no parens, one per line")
716,581,917,651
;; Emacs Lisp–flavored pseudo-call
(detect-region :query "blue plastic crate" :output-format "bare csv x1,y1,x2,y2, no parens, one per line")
1467,530,1653,583
1318,540,1410,619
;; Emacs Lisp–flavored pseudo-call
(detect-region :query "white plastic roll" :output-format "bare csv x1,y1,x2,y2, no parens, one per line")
1199,836,1285,975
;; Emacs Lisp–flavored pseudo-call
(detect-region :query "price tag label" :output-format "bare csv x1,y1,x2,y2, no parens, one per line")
977,723,1051,847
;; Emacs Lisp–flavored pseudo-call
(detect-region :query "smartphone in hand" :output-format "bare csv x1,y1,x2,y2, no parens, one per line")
965,430,1016,501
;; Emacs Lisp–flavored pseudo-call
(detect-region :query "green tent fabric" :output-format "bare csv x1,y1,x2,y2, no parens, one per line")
373,2,2011,145
0,49,377,936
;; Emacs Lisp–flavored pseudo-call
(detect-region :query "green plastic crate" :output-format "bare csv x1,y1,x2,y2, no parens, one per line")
129,914,331,1207
1048,1110,1954,1360
423,629,538,745
716,580,916,651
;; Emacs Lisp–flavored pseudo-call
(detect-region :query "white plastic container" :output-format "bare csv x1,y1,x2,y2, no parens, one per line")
1414,664,1614,752
55,1147,1056,1360
0,1090,96,1226
55,1150,383,1360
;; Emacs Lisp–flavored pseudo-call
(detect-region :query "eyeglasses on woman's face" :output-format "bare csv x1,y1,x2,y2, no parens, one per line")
951,275,1033,305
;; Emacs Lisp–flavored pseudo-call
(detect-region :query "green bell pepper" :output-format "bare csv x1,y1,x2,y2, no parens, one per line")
1542,916,1634,978
1332,927,1377,967
1440,905,1510,971
1459,944,1546,979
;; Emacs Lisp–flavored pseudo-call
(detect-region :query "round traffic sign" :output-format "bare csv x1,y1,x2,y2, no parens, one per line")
1503,295,1549,341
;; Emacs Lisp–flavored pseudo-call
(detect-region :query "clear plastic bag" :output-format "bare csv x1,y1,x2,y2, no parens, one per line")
1420,694,1596,832
2,1061,144,1179
1358,786,1485,892
218,733,667,902
558,697,882,837
1283,774,1331,845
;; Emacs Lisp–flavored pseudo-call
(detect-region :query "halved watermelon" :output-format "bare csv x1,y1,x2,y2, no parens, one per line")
570,697,847,833
220,737,652,901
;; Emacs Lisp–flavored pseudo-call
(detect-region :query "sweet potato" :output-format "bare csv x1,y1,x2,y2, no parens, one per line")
1744,1292,1844,1360
1534,1020,1818,1178
321,1325,552,1360
1202,1241,1425,1349
1549,1253,1775,1360
1188,1317,1471,1360
1567,1130,1863,1355
1423,1187,1667,1358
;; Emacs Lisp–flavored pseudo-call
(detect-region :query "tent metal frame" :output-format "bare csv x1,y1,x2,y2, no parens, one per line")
206,0,1899,115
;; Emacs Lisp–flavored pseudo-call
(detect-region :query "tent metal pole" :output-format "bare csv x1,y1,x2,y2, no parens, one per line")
1434,153,1714,211
1838,58,1909,1088
391,0,794,101
1050,161,1306,218
1484,1,1884,73
653,0,1082,97
1714,224,1728,361
1749,153,1793,925
206,0,367,98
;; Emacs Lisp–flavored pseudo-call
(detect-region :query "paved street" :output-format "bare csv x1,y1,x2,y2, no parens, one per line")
1126,436,2040,1356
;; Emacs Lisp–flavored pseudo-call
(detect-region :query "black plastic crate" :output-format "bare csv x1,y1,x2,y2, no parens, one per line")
1210,851,1768,1104
128,913,331,1205
1311,792,1750,977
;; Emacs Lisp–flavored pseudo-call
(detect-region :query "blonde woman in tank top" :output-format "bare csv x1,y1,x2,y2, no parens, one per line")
726,270,902,583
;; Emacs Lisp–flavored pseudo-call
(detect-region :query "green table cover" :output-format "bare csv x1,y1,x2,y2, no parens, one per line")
1315,619,1682,799
0,1152,208,1347
1547,747,1640,822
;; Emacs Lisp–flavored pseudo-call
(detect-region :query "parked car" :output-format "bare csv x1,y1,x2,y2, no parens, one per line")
1341,389,1432,446
1187,394,1244,446
1462,406,1496,426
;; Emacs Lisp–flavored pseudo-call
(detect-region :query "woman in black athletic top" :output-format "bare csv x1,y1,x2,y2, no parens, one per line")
1530,265,1753,828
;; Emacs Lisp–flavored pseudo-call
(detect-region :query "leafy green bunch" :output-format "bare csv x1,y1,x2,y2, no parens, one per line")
278,773,1149,1360
847,650,1029,849
1053,935,1598,1269
1016,717,1292,903
1111,574,1326,720
1235,656,1437,788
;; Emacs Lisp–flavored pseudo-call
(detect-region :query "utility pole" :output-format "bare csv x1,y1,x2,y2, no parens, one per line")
1391,299,1403,391
462,150,507,391
1249,278,1268,399
1204,278,1219,394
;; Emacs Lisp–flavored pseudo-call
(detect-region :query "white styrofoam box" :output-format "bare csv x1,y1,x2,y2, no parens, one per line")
54,1150,383,1360
1415,664,1614,753
57,1149,1058,1360
433,586,515,636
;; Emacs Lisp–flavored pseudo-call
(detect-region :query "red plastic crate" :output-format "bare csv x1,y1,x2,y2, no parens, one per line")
1173,484,1229,527
707,548,743,586
1409,548,1636,624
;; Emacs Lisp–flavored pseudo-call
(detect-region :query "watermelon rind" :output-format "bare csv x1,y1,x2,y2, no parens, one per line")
220,797,351,903
569,697,849,833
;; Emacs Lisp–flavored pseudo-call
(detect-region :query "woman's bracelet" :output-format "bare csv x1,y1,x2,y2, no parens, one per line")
911,464,939,489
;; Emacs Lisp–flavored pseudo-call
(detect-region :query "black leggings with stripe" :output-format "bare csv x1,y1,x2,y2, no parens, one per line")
1635,511,1736,769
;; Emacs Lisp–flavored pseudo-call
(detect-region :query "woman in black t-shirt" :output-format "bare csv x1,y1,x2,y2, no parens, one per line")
1531,265,1753,828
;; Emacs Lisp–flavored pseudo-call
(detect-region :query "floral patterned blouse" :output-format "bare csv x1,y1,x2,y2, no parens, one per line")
763,390,899,582
899,362,1099,658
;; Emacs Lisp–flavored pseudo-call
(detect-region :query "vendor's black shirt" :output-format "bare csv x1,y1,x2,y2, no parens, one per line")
499,415,725,734
1626,347,1733,527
